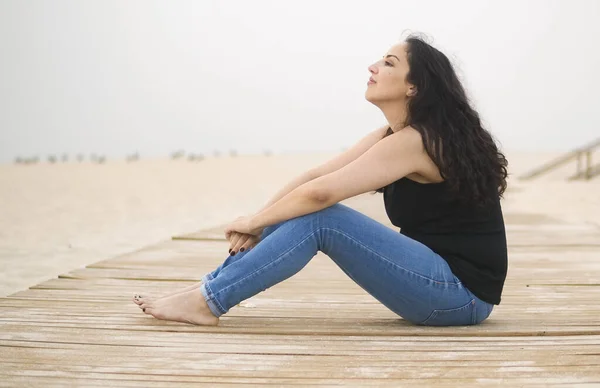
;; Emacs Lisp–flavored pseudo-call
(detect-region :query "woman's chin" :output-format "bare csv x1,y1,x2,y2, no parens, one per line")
364,93,378,106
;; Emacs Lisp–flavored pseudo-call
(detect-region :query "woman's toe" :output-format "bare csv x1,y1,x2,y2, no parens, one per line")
140,300,153,309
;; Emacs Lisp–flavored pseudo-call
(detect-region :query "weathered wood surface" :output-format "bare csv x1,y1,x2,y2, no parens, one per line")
1,194,600,387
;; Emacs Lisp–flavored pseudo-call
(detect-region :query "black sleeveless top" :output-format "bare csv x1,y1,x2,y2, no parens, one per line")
382,167,508,305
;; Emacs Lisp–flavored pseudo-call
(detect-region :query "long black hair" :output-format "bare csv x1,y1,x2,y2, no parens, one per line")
375,34,508,208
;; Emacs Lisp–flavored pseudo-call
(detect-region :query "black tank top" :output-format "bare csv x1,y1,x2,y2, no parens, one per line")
383,173,508,305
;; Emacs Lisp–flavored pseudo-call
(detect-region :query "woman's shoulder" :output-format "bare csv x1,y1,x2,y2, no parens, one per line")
384,126,425,149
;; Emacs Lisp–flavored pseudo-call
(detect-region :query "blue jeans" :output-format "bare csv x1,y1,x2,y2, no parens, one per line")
199,203,494,326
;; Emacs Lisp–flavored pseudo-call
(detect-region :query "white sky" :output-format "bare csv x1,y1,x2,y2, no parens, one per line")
1,0,599,163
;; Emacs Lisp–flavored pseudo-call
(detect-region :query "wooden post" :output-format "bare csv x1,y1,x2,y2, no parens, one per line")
585,150,592,180
576,152,582,179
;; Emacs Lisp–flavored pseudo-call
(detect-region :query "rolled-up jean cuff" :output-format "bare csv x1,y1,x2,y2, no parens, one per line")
200,279,226,318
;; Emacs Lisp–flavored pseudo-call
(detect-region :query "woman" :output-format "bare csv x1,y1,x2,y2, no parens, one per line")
133,34,508,327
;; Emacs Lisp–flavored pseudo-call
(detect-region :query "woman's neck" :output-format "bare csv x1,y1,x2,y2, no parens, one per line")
380,101,408,132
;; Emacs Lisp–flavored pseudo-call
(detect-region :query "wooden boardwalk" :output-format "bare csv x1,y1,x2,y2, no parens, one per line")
1,194,600,387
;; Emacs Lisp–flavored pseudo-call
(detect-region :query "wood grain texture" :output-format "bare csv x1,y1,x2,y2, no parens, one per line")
2,193,599,386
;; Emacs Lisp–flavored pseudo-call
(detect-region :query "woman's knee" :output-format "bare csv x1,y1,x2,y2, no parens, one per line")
260,222,284,240
261,204,348,240
307,203,352,227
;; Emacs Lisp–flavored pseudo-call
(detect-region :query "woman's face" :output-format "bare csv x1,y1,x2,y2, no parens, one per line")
365,43,415,106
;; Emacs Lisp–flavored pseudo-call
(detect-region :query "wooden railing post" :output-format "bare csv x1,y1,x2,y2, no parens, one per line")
585,150,592,180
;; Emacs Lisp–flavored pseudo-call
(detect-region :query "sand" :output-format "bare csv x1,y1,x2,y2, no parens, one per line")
1,150,598,297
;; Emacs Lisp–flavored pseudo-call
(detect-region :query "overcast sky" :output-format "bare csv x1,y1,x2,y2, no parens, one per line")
1,0,599,163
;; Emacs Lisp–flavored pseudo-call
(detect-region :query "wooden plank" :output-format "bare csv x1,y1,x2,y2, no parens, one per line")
2,359,600,379
0,374,597,387
2,340,600,361
2,345,600,365
4,333,600,348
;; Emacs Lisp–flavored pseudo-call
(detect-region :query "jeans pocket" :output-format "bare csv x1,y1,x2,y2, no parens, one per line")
419,299,476,326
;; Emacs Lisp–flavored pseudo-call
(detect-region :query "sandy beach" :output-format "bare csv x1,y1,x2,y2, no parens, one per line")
1,150,598,297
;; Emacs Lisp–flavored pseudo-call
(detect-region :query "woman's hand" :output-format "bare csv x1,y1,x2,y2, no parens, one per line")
224,215,263,237
227,232,260,255
224,215,264,254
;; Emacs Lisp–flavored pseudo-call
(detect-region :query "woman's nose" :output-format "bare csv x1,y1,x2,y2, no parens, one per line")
368,64,378,74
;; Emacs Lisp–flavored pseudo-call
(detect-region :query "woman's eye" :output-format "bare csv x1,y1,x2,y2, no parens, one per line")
385,61,393,66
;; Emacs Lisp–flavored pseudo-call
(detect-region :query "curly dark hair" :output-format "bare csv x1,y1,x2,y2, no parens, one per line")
374,34,508,208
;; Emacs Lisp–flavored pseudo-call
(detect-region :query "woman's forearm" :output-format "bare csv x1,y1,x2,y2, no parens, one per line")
251,183,329,231
254,170,319,215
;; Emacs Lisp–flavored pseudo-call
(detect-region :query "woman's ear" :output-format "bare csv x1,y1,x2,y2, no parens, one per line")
407,85,417,97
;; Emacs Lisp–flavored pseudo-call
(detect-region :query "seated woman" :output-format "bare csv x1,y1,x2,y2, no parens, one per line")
134,34,508,327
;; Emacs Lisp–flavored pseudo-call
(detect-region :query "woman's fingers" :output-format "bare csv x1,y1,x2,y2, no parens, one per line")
230,234,259,255
228,233,243,253
246,238,259,252
229,233,252,255
240,235,260,253
232,234,251,254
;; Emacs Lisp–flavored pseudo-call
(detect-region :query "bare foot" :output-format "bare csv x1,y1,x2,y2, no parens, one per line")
139,288,219,326
133,281,203,306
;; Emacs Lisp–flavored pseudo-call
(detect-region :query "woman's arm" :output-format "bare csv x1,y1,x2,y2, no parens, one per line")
253,170,319,215
253,125,388,216
249,127,422,232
